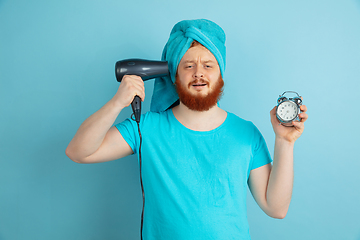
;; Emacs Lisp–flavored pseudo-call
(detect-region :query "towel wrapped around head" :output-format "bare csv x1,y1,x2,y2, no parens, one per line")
150,19,226,112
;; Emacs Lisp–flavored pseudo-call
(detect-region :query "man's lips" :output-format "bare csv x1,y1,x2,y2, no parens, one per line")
188,80,208,88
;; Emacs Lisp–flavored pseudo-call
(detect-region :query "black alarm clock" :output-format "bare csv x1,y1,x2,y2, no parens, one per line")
276,91,302,126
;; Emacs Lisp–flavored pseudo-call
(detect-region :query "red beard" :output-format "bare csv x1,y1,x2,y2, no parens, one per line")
175,76,224,112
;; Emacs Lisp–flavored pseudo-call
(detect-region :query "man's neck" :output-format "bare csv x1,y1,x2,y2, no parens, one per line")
172,102,227,131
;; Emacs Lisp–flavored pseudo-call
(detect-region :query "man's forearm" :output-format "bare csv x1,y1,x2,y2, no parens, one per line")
66,98,123,161
266,137,294,218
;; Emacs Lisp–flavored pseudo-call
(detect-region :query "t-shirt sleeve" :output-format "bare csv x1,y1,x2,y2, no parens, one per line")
114,118,139,154
250,124,272,170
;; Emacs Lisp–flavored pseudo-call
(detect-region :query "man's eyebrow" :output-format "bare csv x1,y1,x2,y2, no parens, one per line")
181,60,216,64
182,60,195,64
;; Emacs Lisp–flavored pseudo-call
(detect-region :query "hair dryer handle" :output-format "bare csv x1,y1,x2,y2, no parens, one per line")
131,95,141,123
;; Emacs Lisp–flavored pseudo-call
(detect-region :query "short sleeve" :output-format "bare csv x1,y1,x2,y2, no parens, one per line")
115,118,139,154
250,125,272,170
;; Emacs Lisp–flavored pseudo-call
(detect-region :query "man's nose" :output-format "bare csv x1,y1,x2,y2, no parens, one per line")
193,66,204,78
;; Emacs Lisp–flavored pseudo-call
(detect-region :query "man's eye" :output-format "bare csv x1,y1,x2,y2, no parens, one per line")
205,65,212,68
186,65,193,68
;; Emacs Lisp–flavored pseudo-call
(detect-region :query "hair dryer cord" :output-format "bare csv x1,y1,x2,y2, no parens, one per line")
135,120,145,240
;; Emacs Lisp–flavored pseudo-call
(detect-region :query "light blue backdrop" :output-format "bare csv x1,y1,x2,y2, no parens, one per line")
1,0,359,239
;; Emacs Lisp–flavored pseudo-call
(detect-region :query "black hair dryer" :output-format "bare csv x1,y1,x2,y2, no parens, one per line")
115,59,169,123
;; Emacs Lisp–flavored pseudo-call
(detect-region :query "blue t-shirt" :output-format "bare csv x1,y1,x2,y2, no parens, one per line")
115,109,272,240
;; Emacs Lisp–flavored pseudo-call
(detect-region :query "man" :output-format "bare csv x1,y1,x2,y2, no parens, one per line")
66,19,308,240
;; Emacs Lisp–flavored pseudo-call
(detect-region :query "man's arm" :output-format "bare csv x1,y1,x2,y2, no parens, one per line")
65,75,145,164
248,104,308,219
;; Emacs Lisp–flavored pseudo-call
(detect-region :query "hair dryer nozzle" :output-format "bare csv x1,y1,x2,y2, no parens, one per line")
115,59,169,82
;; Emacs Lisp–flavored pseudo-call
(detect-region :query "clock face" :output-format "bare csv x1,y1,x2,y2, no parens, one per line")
276,101,298,122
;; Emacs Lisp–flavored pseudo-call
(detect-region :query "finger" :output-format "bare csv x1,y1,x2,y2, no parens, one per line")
300,105,307,113
292,120,304,130
131,81,145,101
130,84,145,102
300,112,308,122
270,107,281,126
123,75,145,88
270,106,276,116
130,75,145,85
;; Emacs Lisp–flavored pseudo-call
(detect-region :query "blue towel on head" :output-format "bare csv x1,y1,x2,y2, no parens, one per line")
150,19,226,112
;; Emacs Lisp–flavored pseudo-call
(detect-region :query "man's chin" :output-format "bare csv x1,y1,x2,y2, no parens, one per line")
189,91,208,98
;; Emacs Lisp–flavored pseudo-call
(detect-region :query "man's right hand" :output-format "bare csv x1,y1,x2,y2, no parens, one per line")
112,75,145,109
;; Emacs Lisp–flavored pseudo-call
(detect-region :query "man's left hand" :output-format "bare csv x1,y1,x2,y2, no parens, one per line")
270,104,308,144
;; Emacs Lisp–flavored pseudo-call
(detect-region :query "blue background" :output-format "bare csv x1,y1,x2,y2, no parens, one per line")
1,0,360,239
